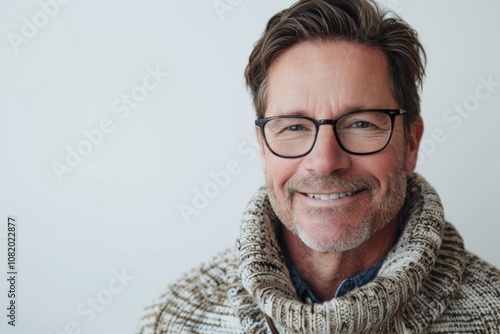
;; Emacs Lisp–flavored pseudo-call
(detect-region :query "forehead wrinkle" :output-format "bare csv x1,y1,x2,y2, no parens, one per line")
266,41,397,118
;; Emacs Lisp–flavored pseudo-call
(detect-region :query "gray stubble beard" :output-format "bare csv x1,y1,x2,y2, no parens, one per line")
266,161,408,253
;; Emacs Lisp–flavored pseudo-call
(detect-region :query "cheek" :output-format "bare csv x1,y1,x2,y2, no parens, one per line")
383,128,408,167
264,157,301,191
363,144,406,192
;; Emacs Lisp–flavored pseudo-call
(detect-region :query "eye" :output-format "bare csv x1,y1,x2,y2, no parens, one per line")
352,121,372,128
287,124,304,131
266,117,315,136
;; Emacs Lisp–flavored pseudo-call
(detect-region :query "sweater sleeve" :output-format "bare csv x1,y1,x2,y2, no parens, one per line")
428,252,500,333
136,248,244,334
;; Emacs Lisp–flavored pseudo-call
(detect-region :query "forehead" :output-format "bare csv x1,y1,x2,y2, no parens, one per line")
266,40,396,116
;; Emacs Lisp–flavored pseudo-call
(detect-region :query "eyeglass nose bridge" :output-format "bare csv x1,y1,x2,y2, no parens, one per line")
310,118,344,153
316,119,337,127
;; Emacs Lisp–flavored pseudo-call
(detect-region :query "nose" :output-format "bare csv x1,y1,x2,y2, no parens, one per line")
302,124,351,175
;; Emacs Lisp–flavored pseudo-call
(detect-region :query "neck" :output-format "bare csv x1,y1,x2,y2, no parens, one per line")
282,216,400,301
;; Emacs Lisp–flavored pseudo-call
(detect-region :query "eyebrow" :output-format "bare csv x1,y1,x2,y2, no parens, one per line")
268,109,309,117
267,106,380,118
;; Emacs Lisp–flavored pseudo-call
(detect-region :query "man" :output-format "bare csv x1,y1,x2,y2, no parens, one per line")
138,0,500,333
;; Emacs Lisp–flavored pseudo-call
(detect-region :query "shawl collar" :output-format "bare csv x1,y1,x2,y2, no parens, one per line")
234,173,466,333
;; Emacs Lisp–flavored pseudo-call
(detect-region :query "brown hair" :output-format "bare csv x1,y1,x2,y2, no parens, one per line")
244,0,426,133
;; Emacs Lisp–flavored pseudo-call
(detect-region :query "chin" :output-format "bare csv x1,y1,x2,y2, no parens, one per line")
289,214,374,253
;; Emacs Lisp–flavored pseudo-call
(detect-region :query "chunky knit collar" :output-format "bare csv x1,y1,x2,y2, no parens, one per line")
234,173,466,333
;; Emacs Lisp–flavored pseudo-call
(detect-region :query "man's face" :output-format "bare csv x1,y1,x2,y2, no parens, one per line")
259,40,422,252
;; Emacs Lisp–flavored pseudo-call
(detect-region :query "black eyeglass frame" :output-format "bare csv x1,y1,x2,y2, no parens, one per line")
254,109,407,159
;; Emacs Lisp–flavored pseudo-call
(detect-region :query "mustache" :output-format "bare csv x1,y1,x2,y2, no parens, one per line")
284,171,378,200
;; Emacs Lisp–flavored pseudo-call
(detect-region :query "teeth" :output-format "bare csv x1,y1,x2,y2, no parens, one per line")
307,192,353,200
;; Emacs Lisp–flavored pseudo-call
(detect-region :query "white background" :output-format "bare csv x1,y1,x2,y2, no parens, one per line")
1,0,499,333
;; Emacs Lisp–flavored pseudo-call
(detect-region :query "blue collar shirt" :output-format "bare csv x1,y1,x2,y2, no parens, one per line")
279,236,386,304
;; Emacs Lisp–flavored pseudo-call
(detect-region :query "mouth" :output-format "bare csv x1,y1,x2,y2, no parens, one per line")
305,190,359,201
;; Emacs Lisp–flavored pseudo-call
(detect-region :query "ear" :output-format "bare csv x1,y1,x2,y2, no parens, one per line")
255,126,267,172
405,116,424,174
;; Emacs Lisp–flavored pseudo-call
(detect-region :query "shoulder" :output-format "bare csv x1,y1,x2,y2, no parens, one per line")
463,253,500,285
438,252,500,331
137,247,242,334
458,252,500,304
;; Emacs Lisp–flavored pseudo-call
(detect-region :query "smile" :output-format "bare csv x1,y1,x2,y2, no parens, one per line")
306,191,355,200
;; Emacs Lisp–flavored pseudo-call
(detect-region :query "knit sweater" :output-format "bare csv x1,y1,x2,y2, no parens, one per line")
137,174,500,333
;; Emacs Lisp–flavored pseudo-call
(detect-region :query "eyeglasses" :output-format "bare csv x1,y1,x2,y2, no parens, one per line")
255,109,407,158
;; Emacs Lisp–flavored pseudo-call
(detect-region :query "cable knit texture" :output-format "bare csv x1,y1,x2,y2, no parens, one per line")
137,174,500,333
